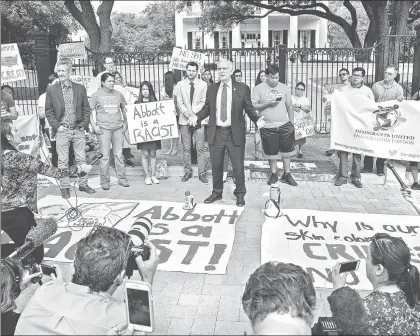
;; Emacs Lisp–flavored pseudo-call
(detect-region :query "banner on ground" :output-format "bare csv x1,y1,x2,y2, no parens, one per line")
1,43,26,83
170,47,205,71
57,42,86,61
294,113,315,140
70,75,100,97
25,195,242,274
331,92,420,162
261,209,419,290
126,101,179,144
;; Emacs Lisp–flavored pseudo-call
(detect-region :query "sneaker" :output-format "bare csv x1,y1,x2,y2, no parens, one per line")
125,159,135,167
297,153,303,158
411,182,420,190
351,178,363,188
119,180,129,187
280,173,298,187
267,173,278,185
79,185,95,194
144,177,152,185
377,170,385,177
151,176,160,184
101,183,110,190
334,177,348,186
360,168,373,173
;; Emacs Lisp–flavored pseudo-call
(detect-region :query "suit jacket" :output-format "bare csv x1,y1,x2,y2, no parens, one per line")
196,81,259,146
176,78,207,126
45,81,90,136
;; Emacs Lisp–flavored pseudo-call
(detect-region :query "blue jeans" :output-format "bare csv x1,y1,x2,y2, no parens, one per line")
98,127,126,185
56,128,87,188
180,125,206,175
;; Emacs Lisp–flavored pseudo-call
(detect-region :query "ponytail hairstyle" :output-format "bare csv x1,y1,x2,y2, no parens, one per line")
370,233,420,308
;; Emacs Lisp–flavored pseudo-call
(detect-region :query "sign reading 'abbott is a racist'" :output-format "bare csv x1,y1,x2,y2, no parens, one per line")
27,195,242,274
126,100,179,144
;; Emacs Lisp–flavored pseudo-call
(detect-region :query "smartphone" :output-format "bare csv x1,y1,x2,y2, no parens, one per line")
41,264,57,277
338,260,360,274
125,280,154,333
276,97,283,101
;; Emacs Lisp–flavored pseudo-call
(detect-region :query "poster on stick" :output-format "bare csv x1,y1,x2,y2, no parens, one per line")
28,195,242,274
57,42,86,60
1,43,26,83
261,209,419,290
126,101,179,144
170,47,205,71
331,92,420,162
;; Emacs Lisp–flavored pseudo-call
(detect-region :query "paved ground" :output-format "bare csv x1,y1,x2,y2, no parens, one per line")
13,170,420,335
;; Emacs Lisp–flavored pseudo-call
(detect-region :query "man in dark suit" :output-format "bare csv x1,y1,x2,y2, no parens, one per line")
45,58,95,198
189,59,265,207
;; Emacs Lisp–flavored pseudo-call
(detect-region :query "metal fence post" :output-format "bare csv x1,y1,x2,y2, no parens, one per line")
277,44,286,83
32,32,56,94
412,25,420,96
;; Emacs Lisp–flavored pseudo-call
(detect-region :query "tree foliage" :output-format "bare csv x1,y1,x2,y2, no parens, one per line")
1,0,80,44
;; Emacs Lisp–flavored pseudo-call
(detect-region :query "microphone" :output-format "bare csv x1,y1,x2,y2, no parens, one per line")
8,217,58,261
384,160,410,193
77,153,103,177
90,152,103,166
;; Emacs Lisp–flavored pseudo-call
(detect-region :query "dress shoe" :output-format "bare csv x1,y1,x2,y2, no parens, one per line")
351,178,363,188
182,173,192,182
236,197,245,207
125,159,135,167
101,183,110,190
119,180,129,187
199,174,208,183
79,185,95,194
204,194,222,204
61,188,70,199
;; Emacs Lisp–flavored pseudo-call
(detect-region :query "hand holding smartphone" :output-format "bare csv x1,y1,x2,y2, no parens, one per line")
125,280,154,333
338,260,360,274
41,264,57,277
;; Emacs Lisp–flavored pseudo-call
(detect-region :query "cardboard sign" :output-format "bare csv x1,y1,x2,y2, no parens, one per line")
331,93,420,162
1,44,26,83
32,196,243,274
126,101,179,144
261,209,420,290
57,42,86,60
295,114,315,140
70,75,100,97
170,47,205,71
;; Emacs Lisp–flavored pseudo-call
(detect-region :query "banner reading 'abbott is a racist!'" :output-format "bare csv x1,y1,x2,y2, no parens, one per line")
331,92,420,162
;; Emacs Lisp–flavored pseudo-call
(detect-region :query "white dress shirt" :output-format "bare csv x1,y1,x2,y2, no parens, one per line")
216,80,232,127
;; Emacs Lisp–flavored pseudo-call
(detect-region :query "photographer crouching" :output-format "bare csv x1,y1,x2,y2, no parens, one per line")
14,226,159,335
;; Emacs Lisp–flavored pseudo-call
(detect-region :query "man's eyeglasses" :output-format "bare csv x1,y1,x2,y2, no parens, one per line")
385,72,394,76
235,75,242,78
339,73,348,77
352,74,363,78
105,62,114,65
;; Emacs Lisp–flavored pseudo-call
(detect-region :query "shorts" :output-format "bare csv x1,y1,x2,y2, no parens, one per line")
260,121,296,158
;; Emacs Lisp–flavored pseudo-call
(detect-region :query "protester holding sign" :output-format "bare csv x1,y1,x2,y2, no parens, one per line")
362,65,405,176
90,73,129,190
134,81,161,185
291,82,312,158
334,67,375,188
331,233,420,335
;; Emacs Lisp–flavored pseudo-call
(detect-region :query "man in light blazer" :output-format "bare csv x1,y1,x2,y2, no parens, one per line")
189,59,265,207
45,58,95,198
176,61,208,183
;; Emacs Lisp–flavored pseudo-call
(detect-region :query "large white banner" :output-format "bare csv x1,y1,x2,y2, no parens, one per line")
170,47,205,71
331,92,420,162
1,43,26,83
126,101,179,144
33,195,243,274
261,209,420,290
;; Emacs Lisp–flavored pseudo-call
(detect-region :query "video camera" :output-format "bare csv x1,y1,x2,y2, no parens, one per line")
125,217,153,279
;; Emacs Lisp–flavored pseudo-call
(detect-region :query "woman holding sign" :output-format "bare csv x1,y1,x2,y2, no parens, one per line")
90,73,130,190
291,82,312,159
135,81,161,185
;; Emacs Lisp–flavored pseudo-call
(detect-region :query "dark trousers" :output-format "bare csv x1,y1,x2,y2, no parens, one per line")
122,148,132,160
209,127,245,198
364,156,385,173
1,207,44,264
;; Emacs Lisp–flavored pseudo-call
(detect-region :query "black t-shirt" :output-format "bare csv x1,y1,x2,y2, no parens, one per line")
1,310,20,335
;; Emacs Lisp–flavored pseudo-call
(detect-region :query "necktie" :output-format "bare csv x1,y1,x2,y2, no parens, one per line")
221,84,227,122
190,83,195,104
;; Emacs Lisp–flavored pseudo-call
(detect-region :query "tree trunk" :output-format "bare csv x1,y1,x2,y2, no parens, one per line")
97,1,114,53
373,1,390,83
389,1,412,66
363,21,377,48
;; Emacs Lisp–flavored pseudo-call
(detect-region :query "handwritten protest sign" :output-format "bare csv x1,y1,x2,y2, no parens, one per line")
1,44,26,83
170,47,205,71
331,92,420,162
261,209,420,290
57,42,86,60
30,195,242,274
126,101,179,144
70,75,100,97
295,114,315,140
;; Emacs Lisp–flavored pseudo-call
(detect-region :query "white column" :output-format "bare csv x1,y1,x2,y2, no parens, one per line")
318,18,328,48
232,24,241,48
260,16,269,48
204,32,214,49
175,14,184,47
289,16,298,48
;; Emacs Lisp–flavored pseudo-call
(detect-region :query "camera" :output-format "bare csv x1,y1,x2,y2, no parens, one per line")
125,217,153,279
